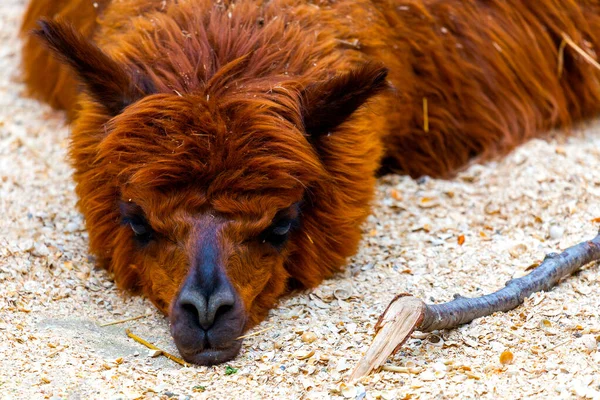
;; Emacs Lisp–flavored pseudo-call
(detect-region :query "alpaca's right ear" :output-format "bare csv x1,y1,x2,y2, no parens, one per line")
33,19,155,116
300,62,389,138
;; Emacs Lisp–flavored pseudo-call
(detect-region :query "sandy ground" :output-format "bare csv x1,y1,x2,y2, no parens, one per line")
2,2,600,399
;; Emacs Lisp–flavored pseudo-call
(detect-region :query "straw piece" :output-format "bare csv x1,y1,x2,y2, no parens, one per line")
561,32,600,71
99,314,147,327
125,329,190,367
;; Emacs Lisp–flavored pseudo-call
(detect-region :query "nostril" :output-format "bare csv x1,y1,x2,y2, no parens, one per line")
216,304,233,316
206,288,236,328
181,303,201,324
177,291,210,329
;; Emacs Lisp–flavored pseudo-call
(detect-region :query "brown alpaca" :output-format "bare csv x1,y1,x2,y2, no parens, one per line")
20,0,600,364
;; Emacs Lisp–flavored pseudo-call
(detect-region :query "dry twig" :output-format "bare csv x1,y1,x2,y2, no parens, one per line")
543,339,571,354
236,325,274,340
350,232,600,381
47,345,68,358
99,314,147,327
125,329,190,367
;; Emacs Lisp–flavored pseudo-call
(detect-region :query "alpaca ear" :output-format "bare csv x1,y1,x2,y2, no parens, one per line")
34,19,155,116
300,62,389,138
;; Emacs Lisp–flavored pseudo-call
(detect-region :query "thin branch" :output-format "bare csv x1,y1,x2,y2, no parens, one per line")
421,233,600,330
125,329,190,367
47,345,69,358
99,314,147,327
544,339,570,354
236,325,274,340
350,232,600,381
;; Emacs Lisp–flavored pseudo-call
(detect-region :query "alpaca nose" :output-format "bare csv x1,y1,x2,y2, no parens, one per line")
177,282,236,330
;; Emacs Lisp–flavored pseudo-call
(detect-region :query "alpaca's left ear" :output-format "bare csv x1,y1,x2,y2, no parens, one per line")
300,62,389,138
33,19,155,116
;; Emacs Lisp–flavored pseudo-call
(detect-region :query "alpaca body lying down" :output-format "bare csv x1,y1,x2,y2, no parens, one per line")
21,0,600,364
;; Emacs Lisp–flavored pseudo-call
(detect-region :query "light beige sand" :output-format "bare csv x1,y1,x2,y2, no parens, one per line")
1,1,599,399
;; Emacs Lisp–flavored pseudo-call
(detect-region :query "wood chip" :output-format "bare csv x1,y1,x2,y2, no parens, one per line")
294,349,315,360
499,350,514,365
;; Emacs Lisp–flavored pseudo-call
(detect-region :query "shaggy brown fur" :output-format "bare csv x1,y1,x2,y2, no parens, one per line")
20,0,600,364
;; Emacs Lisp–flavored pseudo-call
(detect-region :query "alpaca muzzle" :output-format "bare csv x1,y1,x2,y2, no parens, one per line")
169,266,246,365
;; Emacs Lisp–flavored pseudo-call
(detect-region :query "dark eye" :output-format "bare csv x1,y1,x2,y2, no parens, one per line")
124,215,154,244
119,201,154,245
261,218,293,248
130,222,147,236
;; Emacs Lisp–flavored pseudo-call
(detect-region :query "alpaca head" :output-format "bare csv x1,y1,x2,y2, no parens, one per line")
35,19,388,364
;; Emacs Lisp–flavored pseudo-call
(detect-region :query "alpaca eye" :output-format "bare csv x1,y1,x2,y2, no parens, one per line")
261,219,293,248
119,201,155,244
272,221,292,236
124,217,154,244
130,221,149,236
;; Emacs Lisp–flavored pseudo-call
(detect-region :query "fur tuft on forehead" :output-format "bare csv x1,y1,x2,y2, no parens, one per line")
99,89,326,196
99,0,340,96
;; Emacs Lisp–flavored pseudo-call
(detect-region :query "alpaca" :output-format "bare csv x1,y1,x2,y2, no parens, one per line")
20,0,600,365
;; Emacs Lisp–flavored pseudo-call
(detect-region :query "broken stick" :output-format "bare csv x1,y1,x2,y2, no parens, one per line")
350,232,600,381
